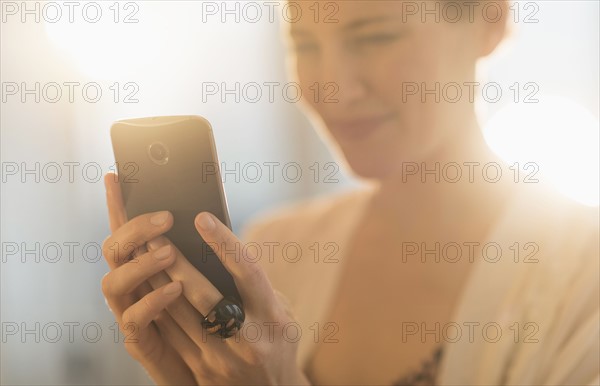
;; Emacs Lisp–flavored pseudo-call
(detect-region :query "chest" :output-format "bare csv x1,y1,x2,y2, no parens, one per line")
304,212,479,385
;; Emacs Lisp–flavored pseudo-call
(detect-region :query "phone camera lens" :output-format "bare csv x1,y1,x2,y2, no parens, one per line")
148,142,169,165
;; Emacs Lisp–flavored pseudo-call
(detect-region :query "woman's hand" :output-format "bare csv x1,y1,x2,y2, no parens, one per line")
101,173,196,385
101,173,309,385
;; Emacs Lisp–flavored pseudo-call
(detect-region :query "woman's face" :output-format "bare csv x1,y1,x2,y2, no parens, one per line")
285,1,497,179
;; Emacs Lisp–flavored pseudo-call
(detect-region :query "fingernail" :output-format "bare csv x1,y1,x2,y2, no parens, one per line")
147,238,162,250
163,281,181,296
150,211,169,226
196,213,215,231
153,245,171,260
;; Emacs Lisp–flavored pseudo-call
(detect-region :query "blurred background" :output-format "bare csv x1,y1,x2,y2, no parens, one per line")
1,1,598,384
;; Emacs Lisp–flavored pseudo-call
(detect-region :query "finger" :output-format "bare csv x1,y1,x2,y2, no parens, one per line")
118,282,185,367
103,245,176,303
129,244,157,303
104,173,128,233
137,310,199,386
146,269,208,348
121,281,183,335
143,255,231,351
102,245,157,319
104,278,158,325
194,212,276,314
147,236,223,317
153,311,204,378
102,211,173,270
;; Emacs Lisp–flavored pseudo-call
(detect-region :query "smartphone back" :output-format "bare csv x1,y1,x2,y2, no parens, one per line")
110,115,241,303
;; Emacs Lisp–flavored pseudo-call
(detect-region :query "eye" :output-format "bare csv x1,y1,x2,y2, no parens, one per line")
291,41,319,54
354,33,402,46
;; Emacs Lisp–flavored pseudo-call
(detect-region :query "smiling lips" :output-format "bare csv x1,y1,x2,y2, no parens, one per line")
329,114,394,140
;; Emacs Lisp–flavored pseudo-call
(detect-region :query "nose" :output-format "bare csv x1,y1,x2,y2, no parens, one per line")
317,45,367,108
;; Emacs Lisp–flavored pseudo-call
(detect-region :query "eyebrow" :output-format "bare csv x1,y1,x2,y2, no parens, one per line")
289,15,397,38
343,15,397,31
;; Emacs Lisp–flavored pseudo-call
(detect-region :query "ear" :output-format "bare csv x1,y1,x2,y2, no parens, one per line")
478,0,509,58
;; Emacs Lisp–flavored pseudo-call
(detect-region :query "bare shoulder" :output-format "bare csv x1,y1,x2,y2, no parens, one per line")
240,185,375,244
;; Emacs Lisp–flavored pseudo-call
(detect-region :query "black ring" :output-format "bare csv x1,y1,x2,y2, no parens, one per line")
201,296,245,339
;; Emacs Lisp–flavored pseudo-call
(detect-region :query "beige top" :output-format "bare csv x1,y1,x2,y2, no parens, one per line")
241,182,599,385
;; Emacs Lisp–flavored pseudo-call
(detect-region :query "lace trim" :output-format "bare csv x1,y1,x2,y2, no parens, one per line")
392,346,444,386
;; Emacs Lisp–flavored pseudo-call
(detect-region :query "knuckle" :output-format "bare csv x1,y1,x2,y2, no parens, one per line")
141,292,155,315
122,226,140,253
121,307,135,327
267,306,289,326
127,252,145,273
101,236,115,260
153,310,168,325
219,361,241,380
242,261,265,283
244,345,269,367
263,290,295,324
101,272,113,297
193,362,212,379
123,342,138,358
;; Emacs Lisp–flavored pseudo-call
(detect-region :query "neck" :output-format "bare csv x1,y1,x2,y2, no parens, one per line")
372,117,516,226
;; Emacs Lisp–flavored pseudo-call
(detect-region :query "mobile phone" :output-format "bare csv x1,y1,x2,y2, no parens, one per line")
110,115,241,304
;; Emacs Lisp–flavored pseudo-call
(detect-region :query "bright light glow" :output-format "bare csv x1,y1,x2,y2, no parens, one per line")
43,2,179,79
43,1,247,81
484,95,599,207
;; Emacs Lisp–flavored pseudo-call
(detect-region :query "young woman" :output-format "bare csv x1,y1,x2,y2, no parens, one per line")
101,1,599,384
